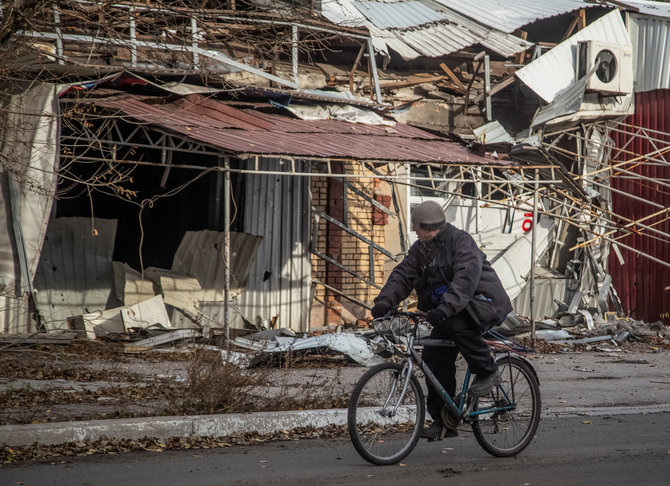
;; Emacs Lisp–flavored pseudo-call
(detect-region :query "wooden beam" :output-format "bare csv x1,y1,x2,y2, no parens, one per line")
561,9,586,42
473,75,516,103
378,74,448,89
514,30,528,64
349,44,365,93
465,53,485,114
439,62,466,93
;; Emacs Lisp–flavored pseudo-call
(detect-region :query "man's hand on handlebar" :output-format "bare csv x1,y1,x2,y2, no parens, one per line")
371,301,391,318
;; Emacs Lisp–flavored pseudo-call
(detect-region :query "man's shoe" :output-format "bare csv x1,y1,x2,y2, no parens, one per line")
420,421,458,441
469,370,502,396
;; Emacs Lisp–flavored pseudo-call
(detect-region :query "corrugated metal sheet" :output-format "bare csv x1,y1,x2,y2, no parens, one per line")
238,157,312,332
172,230,263,302
322,0,532,60
512,275,568,320
88,94,504,165
629,13,670,92
396,21,532,60
516,9,631,103
473,120,514,144
610,89,670,326
32,217,118,330
353,1,446,28
434,0,595,34
627,0,670,19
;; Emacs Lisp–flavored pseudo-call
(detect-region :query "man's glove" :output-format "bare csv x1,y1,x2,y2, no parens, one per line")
426,308,447,326
371,301,392,318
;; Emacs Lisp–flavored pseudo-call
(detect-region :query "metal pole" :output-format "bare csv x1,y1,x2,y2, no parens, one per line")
292,24,299,86
191,17,199,67
474,168,481,233
223,158,231,342
484,55,491,121
530,169,539,348
129,8,137,67
53,5,64,64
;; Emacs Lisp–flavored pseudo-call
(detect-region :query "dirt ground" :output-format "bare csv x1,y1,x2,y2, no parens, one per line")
0,339,355,426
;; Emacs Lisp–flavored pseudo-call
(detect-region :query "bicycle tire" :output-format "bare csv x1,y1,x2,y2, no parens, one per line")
348,362,425,465
471,356,541,457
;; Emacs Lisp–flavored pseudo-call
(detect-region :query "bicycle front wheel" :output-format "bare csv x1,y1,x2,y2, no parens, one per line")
471,356,541,457
347,362,425,465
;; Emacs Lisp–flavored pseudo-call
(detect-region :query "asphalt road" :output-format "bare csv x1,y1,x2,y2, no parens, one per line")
2,411,669,486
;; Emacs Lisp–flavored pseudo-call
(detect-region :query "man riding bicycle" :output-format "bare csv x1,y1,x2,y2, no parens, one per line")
371,200,513,440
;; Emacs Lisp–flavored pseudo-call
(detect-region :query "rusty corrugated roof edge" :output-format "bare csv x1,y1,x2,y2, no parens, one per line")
65,90,515,165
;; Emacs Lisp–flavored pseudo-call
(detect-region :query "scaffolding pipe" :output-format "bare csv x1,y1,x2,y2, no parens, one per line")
223,157,231,342
530,169,539,348
292,24,299,86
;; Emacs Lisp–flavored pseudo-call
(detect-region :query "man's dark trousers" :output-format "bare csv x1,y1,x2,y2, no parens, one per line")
422,310,497,420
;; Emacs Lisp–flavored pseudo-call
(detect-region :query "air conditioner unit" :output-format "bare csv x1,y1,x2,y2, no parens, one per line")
576,40,633,95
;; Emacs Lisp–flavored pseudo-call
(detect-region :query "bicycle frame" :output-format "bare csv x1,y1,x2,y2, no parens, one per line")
392,312,519,423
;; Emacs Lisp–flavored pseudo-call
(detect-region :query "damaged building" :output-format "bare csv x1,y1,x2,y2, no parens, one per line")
0,0,668,346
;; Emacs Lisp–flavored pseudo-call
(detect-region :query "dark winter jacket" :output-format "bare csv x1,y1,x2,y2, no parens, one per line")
374,223,512,331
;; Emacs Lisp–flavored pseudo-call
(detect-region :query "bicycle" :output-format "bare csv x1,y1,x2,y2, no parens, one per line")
347,310,541,465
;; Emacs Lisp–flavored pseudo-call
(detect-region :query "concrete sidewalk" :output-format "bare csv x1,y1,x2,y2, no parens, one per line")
2,349,669,447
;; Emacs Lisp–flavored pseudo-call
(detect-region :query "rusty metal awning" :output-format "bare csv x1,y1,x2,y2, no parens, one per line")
71,92,507,165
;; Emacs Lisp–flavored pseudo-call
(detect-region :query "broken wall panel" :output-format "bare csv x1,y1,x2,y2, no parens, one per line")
0,82,59,296
72,306,125,340
491,216,555,302
143,267,203,320
33,217,118,330
112,262,156,307
512,270,568,321
120,294,172,332
172,229,263,301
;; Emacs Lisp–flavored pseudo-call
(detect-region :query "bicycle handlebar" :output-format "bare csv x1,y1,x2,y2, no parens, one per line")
374,308,532,355
377,309,426,320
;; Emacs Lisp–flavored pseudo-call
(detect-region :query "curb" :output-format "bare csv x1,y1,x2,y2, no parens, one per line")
0,409,349,447
4,404,670,448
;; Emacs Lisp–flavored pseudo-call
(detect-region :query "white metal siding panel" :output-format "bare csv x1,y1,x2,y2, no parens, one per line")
399,24,475,57
629,13,670,92
238,157,311,332
0,83,58,298
516,9,631,103
491,216,555,301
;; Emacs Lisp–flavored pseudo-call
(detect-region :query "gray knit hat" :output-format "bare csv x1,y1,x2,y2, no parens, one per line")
411,201,446,230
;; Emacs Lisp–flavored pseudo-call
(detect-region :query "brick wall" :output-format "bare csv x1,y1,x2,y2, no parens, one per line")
310,163,389,325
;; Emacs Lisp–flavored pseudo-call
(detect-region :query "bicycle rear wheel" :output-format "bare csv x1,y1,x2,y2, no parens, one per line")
471,356,541,457
348,362,425,465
